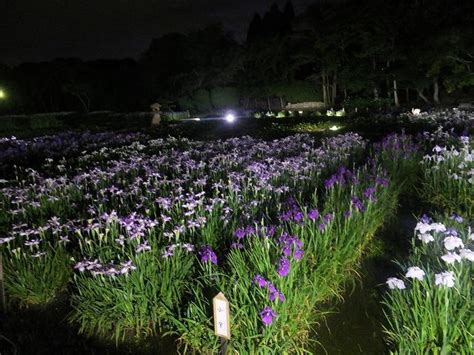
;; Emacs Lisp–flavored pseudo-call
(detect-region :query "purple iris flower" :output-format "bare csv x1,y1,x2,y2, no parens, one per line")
364,187,377,200
234,228,246,239
293,212,304,223
199,245,218,265
260,306,277,326
375,177,389,187
253,274,268,288
278,211,292,222
450,213,463,223
267,283,285,302
324,175,338,189
420,214,432,224
162,248,174,258
278,291,285,302
277,258,290,277
293,248,304,261
308,209,319,221
323,213,334,223
444,228,458,237
136,241,151,253
266,225,276,237
351,196,365,211
245,225,255,235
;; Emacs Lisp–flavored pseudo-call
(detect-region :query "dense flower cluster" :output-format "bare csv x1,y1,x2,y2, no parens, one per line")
387,215,473,290
0,129,410,351
0,131,147,173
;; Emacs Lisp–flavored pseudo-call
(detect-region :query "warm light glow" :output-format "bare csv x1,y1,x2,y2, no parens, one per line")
329,125,340,131
0,89,5,99
225,113,236,123
411,108,421,116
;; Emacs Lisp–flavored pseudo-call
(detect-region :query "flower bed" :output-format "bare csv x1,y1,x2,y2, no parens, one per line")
2,119,469,352
384,134,473,353
384,215,473,354
0,131,409,351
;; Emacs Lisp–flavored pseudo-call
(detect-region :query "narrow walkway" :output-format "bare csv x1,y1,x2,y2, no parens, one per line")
313,212,416,354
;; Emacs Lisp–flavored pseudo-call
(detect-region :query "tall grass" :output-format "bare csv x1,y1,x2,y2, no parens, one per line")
2,245,70,307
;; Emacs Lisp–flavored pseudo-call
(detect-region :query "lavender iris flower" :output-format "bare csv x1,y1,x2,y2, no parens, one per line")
234,228,246,239
351,196,365,211
277,258,291,277
253,274,268,288
323,213,334,223
293,212,304,222
308,209,319,221
260,306,277,326
363,187,377,200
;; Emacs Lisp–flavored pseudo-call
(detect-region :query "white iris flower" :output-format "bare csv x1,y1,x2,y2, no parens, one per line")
435,271,455,288
405,266,425,281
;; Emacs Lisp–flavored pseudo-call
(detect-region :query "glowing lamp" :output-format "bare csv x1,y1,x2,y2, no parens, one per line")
411,108,421,116
224,113,236,123
0,89,5,99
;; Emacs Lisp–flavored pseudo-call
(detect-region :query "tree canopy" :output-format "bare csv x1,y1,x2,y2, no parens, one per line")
1,0,473,115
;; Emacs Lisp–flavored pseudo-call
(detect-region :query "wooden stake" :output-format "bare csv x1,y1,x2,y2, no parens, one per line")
219,336,228,355
0,253,6,313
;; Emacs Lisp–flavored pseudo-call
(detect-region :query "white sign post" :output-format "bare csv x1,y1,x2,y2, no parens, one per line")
213,292,230,354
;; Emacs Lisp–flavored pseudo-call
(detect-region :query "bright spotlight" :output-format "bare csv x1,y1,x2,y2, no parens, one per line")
224,113,236,123
329,125,340,131
0,89,5,99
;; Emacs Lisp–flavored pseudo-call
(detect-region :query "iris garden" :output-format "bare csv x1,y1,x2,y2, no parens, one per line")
0,110,472,353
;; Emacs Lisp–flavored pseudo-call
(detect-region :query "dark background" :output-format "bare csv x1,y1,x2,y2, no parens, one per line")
1,0,473,115
1,0,312,64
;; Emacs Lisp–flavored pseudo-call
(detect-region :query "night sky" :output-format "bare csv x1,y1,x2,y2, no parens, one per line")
2,0,312,65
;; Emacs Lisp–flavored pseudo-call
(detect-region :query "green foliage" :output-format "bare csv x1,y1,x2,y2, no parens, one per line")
343,97,392,111
383,216,473,354
161,111,190,121
420,139,473,215
374,133,422,190
70,224,195,342
270,81,320,103
169,165,401,353
210,87,239,109
3,246,71,307
178,96,197,113
193,89,213,113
